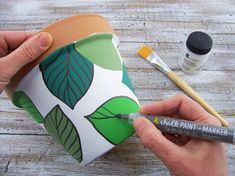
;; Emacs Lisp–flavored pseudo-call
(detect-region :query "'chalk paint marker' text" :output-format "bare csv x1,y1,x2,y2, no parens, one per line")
159,118,197,130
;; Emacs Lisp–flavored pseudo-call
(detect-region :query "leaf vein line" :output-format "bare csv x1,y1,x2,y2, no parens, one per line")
42,47,64,71
67,136,78,152
73,44,93,74
46,117,59,138
71,147,81,157
59,117,69,140
72,47,93,82
102,107,116,116
44,59,67,84
63,125,74,145
69,62,87,90
49,65,67,94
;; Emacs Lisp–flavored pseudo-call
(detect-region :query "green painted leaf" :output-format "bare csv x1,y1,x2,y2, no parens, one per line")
39,43,94,109
75,33,122,71
44,105,82,162
122,64,135,92
12,91,44,123
85,97,140,145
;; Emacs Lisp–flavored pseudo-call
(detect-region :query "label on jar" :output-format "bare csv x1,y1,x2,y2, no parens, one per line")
180,52,208,74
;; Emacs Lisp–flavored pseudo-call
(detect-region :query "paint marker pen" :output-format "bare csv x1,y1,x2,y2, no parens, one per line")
118,113,235,145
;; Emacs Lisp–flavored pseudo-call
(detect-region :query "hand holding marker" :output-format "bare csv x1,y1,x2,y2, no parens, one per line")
138,45,229,127
118,113,235,144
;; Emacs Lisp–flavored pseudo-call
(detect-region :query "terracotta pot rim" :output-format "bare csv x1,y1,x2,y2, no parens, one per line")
38,14,108,34
6,14,115,96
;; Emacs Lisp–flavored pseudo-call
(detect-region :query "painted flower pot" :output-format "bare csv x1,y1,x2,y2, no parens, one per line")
7,14,140,164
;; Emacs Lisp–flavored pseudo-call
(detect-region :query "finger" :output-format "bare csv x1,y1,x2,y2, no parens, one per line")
2,31,34,50
140,94,213,122
3,32,52,68
133,117,182,161
0,31,34,57
0,32,52,89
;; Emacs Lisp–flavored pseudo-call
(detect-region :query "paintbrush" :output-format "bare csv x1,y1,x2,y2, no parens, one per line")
138,45,229,127
117,113,235,144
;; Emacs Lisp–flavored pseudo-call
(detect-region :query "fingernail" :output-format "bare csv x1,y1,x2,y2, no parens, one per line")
133,117,148,133
38,32,52,47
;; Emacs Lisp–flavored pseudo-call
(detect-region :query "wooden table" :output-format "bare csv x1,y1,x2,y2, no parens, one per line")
0,0,235,175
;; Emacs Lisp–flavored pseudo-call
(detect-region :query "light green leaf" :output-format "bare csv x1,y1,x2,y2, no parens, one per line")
75,33,122,71
12,91,44,123
44,105,82,162
39,43,94,109
85,97,140,145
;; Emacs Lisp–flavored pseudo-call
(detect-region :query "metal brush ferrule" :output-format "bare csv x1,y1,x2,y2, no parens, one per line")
146,52,171,74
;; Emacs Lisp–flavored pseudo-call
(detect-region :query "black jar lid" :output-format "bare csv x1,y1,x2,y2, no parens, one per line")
186,31,213,55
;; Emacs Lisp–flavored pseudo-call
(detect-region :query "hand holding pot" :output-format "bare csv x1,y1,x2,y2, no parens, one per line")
0,31,52,91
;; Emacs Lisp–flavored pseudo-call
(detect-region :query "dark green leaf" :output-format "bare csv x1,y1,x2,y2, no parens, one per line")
122,64,135,92
44,105,82,162
39,43,94,109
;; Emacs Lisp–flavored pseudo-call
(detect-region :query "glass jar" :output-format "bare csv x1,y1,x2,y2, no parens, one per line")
179,31,213,74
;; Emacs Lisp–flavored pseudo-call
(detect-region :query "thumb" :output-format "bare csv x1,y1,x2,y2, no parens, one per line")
2,32,52,74
133,117,182,162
